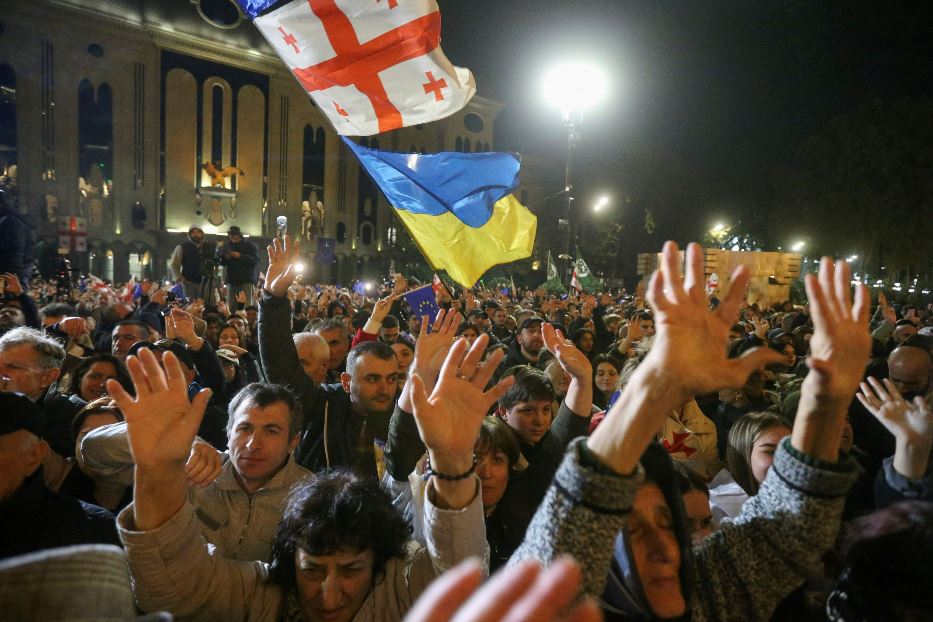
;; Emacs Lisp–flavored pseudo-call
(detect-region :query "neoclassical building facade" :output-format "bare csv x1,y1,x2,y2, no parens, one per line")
0,0,509,284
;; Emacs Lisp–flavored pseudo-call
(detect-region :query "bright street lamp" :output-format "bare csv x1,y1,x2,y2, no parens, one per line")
542,62,609,119
790,241,805,252
593,195,610,213
542,60,608,285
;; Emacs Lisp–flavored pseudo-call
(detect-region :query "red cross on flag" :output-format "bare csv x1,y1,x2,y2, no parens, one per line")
58,216,88,253
254,0,476,136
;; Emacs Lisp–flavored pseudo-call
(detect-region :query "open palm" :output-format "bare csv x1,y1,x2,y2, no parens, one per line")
410,333,513,459
265,234,300,297
645,242,781,399
858,377,933,446
411,309,462,393
107,348,211,469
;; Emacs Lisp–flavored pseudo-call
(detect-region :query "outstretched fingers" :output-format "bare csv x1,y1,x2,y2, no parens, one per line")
804,273,831,333
404,558,485,622
430,308,448,334
646,267,670,314
436,335,471,386
716,265,750,325
106,377,135,414
682,242,707,305
660,241,687,305
832,259,854,320
472,345,505,390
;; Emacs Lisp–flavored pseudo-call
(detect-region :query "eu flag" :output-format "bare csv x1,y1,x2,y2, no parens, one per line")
343,138,536,287
404,285,440,322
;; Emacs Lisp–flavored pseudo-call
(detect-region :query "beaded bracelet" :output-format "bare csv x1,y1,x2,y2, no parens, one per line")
425,455,477,481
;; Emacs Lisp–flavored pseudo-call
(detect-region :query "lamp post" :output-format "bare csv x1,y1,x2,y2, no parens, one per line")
542,61,607,285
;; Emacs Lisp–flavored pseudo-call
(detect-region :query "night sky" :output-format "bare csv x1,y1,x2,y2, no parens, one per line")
437,0,933,248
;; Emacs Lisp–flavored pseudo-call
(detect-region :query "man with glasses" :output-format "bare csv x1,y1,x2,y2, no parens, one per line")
0,327,84,457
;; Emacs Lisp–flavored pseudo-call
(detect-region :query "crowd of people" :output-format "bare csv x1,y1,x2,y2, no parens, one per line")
1,224,931,621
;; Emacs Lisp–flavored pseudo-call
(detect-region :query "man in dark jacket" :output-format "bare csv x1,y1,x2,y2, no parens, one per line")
220,226,259,310
0,393,118,559
170,225,207,301
0,188,34,288
0,327,84,457
497,317,545,378
259,236,398,476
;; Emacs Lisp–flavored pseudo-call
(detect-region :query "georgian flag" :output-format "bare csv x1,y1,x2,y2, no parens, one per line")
251,0,476,136
571,269,582,292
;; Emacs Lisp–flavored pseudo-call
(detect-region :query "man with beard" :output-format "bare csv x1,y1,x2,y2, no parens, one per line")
259,236,398,476
170,226,207,301
497,317,545,378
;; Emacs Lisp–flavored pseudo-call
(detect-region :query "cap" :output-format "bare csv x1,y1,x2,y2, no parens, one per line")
767,328,790,342
520,317,544,331
0,392,46,437
127,339,196,371
227,226,242,236
215,348,240,365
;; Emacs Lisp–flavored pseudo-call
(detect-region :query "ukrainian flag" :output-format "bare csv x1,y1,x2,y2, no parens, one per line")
343,137,537,288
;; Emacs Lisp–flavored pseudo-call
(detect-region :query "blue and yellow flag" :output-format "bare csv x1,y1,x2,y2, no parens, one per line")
342,138,536,287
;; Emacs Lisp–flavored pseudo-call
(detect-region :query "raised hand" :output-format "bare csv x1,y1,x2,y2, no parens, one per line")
264,234,300,298
107,349,212,470
542,323,593,417
790,256,871,461
408,309,463,395
858,377,932,479
404,557,600,622
542,323,591,380
802,258,870,402
588,241,782,476
409,333,513,508
166,307,203,350
2,273,23,296
645,242,781,399
371,292,400,324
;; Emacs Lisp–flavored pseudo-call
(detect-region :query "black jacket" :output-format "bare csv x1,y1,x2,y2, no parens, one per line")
220,239,259,286
258,294,389,477
0,471,120,560
38,387,86,458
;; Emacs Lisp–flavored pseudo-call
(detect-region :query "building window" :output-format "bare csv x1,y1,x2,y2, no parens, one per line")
360,222,373,246
336,221,346,243
463,113,484,133
302,124,326,203
0,63,16,176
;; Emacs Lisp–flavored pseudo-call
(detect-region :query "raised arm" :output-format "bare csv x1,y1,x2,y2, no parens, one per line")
587,242,780,476
510,242,783,597
257,235,318,400
387,309,463,480
106,349,212,530
858,377,932,505
408,332,513,510
541,322,593,420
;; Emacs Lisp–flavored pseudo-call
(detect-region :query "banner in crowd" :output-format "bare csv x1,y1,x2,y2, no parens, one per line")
403,283,440,320
243,0,476,136
342,138,537,288
573,246,602,292
316,238,336,264
541,250,563,293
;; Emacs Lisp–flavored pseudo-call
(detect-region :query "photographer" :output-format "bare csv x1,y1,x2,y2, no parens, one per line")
169,226,207,301
219,226,258,311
